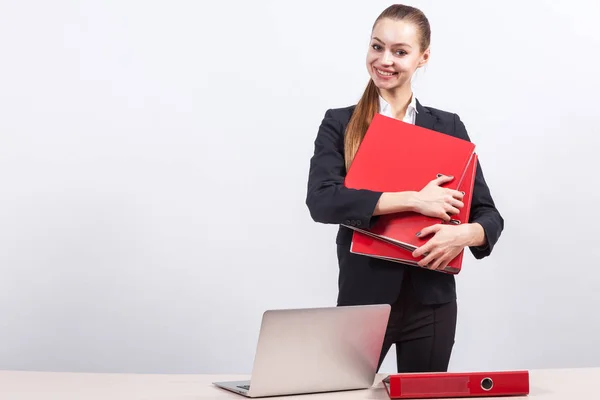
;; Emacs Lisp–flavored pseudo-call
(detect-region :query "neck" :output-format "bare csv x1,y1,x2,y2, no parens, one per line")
380,85,413,120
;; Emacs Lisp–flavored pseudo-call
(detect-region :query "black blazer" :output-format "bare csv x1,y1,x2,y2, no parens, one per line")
305,99,504,306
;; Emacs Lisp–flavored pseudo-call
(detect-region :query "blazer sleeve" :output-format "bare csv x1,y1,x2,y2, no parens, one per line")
453,113,505,259
305,109,383,228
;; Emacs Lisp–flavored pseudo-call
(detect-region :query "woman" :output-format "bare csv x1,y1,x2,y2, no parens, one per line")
305,4,504,373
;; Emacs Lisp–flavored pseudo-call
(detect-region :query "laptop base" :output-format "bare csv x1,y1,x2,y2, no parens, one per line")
213,380,252,397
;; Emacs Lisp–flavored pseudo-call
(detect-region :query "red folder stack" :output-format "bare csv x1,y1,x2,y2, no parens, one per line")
382,370,530,398
343,113,477,274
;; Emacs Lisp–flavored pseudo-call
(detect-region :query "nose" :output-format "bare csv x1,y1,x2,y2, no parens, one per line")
380,50,393,66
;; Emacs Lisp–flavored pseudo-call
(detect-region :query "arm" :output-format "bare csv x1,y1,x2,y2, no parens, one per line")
453,114,504,259
373,192,418,216
305,109,416,227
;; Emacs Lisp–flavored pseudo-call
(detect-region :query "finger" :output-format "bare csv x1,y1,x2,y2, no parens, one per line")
418,253,433,267
450,198,465,209
412,240,435,259
438,258,451,271
434,174,454,185
444,188,465,200
430,254,448,270
416,224,441,238
443,194,462,207
439,249,460,270
444,204,460,215
439,211,452,222
418,249,441,268
446,189,465,200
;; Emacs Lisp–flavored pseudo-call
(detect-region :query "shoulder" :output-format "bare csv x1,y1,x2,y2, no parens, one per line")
322,104,356,127
421,104,455,122
314,105,356,143
418,100,459,125
312,105,356,147
417,100,470,141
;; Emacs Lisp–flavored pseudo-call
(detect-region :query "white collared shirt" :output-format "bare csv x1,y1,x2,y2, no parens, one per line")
378,94,418,124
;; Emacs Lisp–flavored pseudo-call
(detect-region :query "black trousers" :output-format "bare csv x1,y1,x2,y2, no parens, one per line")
377,271,457,373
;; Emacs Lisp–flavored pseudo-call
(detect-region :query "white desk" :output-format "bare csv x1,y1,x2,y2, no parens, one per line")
0,368,598,399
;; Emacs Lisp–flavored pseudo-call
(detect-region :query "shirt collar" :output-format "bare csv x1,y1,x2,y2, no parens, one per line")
378,93,418,116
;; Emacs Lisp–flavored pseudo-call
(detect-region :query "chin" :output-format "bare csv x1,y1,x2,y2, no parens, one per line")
372,78,399,91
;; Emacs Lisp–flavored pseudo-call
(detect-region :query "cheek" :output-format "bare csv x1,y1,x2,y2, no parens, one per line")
366,51,378,64
397,57,420,71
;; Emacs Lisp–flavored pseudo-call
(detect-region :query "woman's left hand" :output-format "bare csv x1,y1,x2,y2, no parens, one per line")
412,223,472,271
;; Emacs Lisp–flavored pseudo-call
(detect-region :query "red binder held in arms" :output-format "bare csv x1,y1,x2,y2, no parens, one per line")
382,370,530,398
343,113,477,274
350,153,478,274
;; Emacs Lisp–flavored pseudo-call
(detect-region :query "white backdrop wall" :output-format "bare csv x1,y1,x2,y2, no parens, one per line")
0,0,599,374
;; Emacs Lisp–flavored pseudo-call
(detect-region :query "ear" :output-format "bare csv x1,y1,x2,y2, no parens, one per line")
418,48,430,68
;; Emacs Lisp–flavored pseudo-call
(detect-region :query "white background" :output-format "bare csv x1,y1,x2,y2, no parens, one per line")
0,0,599,374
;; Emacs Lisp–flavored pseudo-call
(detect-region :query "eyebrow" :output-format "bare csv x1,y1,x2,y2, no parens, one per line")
372,37,412,48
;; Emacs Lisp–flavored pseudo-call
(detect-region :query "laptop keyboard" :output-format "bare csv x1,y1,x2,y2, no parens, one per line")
237,385,250,390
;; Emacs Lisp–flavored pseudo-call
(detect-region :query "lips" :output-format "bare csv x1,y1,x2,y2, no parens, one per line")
374,67,398,77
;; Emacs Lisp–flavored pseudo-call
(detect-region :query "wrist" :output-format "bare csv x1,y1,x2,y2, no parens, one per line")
398,191,419,213
462,222,486,247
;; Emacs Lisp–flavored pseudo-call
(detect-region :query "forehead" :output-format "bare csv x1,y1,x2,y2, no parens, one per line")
371,18,420,46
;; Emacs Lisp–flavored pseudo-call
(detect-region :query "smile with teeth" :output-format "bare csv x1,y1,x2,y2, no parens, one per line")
375,67,397,77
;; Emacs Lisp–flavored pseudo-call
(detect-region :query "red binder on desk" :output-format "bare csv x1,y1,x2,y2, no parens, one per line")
350,153,478,274
382,370,530,398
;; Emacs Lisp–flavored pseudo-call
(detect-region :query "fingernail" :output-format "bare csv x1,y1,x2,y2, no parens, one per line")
436,173,442,178
461,191,465,195
424,252,430,256
415,231,421,237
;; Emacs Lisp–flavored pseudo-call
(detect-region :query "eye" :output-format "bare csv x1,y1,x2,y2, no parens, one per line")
371,44,382,51
395,50,407,56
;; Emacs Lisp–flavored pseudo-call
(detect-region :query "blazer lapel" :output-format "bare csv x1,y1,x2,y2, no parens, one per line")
415,99,437,131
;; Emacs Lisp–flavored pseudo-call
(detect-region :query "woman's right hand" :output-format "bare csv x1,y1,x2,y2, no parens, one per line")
412,175,465,222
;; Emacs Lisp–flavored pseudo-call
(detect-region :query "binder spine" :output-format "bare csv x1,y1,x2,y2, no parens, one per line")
438,150,477,226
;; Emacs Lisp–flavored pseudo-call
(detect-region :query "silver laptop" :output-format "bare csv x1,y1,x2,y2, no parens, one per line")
213,304,391,398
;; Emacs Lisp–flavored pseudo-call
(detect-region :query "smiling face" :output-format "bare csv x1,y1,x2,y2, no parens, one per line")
366,17,430,95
